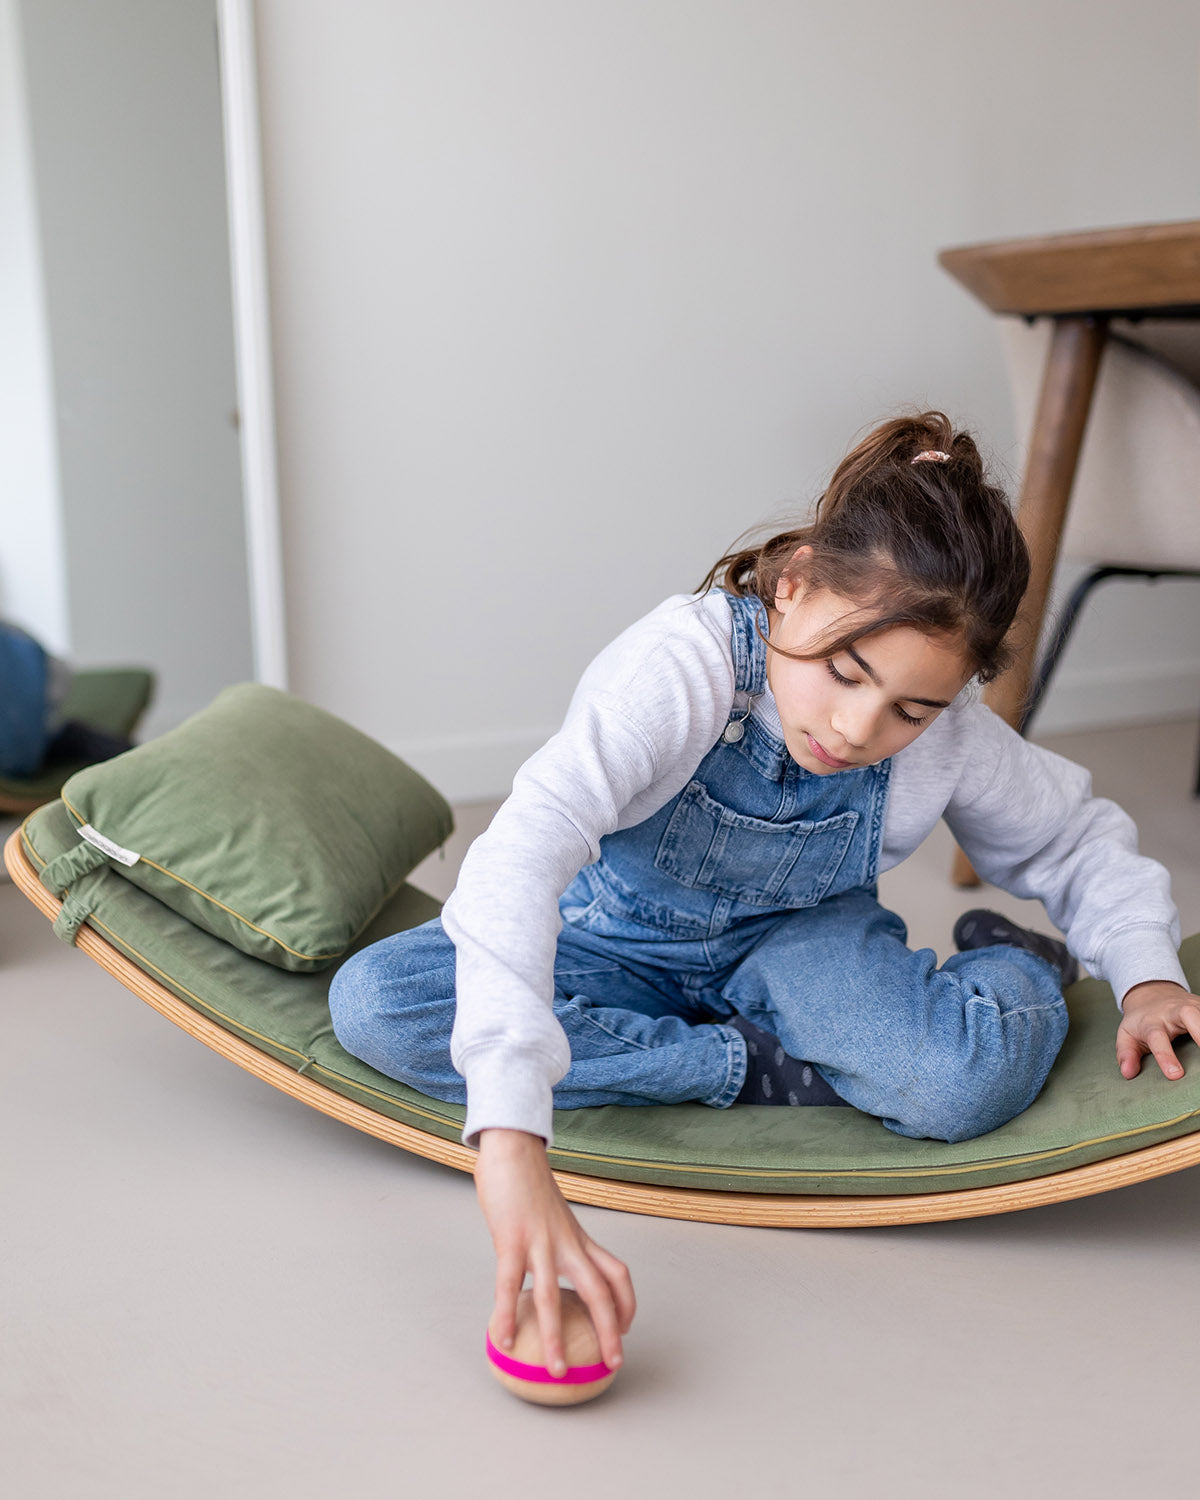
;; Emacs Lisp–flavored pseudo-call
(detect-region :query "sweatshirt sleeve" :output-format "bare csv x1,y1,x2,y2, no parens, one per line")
942,705,1186,1007
441,596,735,1147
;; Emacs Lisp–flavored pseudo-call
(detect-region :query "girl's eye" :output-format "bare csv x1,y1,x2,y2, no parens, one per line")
824,659,932,729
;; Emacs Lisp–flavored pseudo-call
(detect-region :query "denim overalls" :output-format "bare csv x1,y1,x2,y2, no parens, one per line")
332,593,1068,1142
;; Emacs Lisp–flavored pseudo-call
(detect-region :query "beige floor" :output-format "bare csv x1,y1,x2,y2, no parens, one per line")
3,718,1200,1500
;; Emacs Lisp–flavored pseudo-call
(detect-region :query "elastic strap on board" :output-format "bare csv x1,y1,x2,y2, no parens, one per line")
53,891,97,946
37,841,111,947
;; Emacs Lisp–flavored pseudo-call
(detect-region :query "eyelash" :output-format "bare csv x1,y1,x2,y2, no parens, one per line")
824,659,931,727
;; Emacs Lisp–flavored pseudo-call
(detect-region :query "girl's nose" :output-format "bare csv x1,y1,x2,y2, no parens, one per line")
831,705,875,750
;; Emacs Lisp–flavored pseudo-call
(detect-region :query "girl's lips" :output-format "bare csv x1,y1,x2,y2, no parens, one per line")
806,733,853,769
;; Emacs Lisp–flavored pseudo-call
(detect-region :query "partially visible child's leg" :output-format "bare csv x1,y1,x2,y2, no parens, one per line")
720,888,1070,1142
953,909,1079,986
43,720,132,766
329,918,745,1111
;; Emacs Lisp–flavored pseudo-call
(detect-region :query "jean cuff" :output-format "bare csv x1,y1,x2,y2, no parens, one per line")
706,1025,747,1109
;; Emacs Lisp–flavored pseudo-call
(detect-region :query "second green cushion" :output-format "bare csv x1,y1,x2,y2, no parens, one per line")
43,683,453,971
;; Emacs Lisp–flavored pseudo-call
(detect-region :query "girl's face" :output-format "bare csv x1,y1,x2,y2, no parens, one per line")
767,572,973,775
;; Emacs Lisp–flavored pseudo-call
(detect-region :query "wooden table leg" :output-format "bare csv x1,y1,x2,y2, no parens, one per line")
951,315,1109,887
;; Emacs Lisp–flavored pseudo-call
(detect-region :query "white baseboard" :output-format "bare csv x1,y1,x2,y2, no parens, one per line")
387,726,556,804
1030,659,1200,736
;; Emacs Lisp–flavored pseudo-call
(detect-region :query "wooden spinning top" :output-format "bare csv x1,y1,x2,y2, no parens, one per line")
486,1287,617,1406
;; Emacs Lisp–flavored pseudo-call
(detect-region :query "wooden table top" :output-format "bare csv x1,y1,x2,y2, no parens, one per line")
939,219,1200,319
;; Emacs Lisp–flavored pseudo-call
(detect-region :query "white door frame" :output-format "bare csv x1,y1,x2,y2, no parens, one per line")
216,0,287,690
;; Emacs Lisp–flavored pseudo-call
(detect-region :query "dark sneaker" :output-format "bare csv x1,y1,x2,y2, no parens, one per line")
953,909,1079,988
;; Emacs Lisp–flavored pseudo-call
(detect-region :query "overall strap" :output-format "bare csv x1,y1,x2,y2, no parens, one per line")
724,591,769,697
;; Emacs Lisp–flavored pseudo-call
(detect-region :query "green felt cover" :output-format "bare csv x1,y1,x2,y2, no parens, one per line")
0,667,153,804
21,798,1200,1197
43,684,453,972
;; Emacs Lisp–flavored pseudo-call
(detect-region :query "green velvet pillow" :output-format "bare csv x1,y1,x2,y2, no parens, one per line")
37,683,453,972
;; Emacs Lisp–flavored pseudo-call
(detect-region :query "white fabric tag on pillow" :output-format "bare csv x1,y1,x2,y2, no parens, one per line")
78,823,141,867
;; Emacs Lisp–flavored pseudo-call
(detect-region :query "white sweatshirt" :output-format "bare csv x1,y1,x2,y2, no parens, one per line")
443,592,1186,1147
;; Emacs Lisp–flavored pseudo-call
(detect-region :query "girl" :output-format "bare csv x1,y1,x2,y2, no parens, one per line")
329,413,1200,1379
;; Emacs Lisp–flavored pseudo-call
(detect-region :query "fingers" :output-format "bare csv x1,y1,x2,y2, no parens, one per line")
1183,1007,1200,1055
1147,1028,1185,1080
588,1242,638,1335
569,1257,626,1371
531,1257,567,1377
1117,988,1200,1082
1115,1008,1149,1080
556,1235,636,1370
1115,1025,1145,1079
1116,1009,1200,1082
576,1275,622,1370
1118,1024,1182,1080
491,1255,526,1352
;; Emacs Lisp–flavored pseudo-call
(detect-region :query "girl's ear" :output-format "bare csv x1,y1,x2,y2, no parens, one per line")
775,546,813,609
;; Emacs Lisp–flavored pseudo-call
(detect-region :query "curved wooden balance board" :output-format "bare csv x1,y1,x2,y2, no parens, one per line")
8,822,1200,1228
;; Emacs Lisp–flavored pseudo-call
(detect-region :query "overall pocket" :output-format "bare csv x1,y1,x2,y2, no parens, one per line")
559,858,711,937
653,780,858,908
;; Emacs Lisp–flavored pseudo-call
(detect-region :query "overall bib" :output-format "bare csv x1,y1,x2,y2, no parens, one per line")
332,594,1068,1142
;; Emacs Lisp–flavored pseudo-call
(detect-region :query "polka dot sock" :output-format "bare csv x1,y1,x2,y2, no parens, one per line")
727,1014,847,1106
952,909,1080,988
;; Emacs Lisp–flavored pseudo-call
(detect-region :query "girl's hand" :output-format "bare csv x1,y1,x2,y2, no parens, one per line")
473,1128,636,1377
1116,981,1200,1080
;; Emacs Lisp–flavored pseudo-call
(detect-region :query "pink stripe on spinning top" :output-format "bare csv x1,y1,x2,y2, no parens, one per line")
485,1332,612,1385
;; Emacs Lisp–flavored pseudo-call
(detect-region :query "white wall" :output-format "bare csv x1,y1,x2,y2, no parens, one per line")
0,0,69,654
254,0,1200,800
19,0,255,736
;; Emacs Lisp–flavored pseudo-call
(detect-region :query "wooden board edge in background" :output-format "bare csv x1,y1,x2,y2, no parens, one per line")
0,788,56,816
7,826,1200,1228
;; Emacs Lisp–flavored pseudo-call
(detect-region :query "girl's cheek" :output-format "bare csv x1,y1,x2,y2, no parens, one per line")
894,717,935,751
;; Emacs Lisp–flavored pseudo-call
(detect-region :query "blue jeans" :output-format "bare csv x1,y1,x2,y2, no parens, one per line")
0,621,50,778
329,886,1069,1143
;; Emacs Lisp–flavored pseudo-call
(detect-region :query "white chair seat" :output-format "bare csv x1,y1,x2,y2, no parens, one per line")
1000,317,1200,572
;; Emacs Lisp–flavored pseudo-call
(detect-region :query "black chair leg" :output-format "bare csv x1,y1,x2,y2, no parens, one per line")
1021,568,1200,802
1194,718,1200,800
1019,566,1119,736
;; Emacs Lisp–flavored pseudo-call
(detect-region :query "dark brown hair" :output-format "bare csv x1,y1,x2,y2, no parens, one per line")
697,411,1030,682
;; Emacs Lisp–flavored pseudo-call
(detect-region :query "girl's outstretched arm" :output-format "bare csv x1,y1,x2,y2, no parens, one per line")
445,596,732,1371
474,1128,636,1376
1115,981,1200,1081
